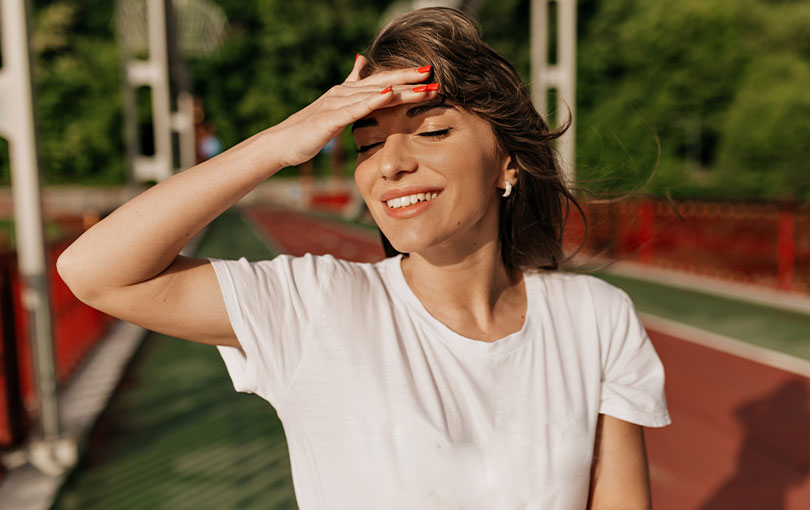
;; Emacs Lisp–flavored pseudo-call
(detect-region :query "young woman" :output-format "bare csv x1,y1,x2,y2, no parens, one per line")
57,7,670,509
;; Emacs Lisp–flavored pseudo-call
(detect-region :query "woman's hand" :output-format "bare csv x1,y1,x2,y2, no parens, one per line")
268,56,438,169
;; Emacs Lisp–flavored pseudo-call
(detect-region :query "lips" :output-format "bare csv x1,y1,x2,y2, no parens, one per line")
380,186,442,202
386,191,439,209
379,187,442,218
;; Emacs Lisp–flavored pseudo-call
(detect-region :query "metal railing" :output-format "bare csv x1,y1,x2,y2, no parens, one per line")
564,198,810,293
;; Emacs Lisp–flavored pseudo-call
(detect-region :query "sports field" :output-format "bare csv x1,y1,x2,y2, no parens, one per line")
52,208,810,510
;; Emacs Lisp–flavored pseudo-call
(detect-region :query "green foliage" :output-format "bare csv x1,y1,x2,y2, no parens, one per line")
0,0,125,186
190,0,389,149
714,54,810,200
576,0,745,197
575,0,810,199
477,0,531,82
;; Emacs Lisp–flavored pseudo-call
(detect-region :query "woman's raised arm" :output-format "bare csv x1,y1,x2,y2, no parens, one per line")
55,58,436,347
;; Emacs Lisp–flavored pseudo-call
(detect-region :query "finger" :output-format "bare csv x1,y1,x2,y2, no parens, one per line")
340,84,440,122
327,81,410,98
344,54,366,83
325,82,392,98
377,83,441,106
333,88,398,127
356,65,433,88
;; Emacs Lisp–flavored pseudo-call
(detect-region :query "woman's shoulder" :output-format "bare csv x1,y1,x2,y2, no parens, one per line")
210,252,392,290
239,252,387,271
270,252,395,288
526,269,631,306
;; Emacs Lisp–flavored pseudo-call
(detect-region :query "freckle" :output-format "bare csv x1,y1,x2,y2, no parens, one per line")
457,221,461,225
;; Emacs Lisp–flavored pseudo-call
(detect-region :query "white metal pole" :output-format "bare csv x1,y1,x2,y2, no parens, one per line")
148,0,173,181
119,0,188,181
531,0,576,184
174,90,196,170
530,0,549,116
557,0,576,185
0,0,60,444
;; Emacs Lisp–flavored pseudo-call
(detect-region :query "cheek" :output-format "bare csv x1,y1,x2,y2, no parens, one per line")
354,160,375,200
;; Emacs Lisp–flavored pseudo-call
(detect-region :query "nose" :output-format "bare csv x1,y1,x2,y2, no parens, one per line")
377,133,418,180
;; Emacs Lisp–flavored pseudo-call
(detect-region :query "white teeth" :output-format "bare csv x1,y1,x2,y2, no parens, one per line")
385,192,439,208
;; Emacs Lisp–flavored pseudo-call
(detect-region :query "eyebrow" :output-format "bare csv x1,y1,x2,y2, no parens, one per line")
351,103,456,133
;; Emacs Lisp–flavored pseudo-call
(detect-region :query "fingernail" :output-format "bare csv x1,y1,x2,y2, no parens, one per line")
412,85,428,92
417,65,431,73
381,85,393,94
355,53,361,61
426,83,439,91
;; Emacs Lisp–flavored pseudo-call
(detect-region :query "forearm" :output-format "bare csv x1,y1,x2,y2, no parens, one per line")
57,128,283,296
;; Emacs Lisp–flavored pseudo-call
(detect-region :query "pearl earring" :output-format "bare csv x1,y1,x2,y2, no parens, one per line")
502,180,512,198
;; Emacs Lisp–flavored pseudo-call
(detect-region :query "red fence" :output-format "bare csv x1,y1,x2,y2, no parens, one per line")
563,198,810,293
0,237,116,451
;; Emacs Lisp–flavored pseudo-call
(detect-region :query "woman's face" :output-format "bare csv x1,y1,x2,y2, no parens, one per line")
353,99,509,256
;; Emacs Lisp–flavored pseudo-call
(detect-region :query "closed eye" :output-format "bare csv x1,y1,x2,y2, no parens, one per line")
357,142,383,153
419,128,452,139
356,128,452,153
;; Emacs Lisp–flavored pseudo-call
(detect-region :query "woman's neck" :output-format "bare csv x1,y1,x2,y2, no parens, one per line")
400,240,526,342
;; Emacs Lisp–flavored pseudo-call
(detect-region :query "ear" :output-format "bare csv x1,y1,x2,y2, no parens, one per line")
497,152,520,191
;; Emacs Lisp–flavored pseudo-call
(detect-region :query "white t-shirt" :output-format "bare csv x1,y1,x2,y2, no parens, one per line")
209,253,670,509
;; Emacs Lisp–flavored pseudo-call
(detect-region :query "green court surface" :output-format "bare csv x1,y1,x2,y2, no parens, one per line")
595,271,810,361
52,210,297,510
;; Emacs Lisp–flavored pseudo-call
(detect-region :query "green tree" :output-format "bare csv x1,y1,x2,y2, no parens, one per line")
0,0,124,186
714,54,810,200
190,0,390,151
577,0,810,199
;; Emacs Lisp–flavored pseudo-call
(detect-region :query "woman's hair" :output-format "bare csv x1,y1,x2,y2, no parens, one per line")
361,7,582,272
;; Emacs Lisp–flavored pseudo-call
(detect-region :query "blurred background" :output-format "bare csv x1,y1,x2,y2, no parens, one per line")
0,0,808,509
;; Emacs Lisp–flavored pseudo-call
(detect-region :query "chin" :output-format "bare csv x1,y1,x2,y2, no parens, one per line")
382,228,439,255
386,237,427,255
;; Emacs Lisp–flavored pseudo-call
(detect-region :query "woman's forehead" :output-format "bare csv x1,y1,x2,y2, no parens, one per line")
353,101,462,132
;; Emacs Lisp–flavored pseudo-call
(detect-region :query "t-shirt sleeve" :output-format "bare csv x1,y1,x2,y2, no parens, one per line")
598,289,672,428
207,253,328,408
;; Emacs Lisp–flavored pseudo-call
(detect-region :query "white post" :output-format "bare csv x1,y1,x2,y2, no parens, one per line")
531,0,577,184
173,90,196,170
0,0,60,453
119,0,175,182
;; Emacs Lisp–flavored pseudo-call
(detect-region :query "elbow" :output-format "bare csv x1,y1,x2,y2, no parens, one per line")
56,249,94,303
55,249,74,287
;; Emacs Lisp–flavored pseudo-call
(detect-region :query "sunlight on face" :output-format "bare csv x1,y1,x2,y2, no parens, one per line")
353,101,508,256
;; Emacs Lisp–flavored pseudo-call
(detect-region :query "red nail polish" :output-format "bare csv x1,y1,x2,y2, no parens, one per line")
412,85,428,92
381,85,393,94
355,53,360,61
426,83,439,91
417,65,431,73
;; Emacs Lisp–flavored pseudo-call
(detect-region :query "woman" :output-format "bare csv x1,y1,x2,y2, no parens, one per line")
57,7,670,509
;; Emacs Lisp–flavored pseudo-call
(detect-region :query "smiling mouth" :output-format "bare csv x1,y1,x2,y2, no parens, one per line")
385,192,440,209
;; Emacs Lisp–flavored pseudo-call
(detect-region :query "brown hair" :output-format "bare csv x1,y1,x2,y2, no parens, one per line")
361,7,581,271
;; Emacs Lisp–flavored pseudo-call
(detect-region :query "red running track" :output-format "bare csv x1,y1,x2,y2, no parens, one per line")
245,206,810,509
